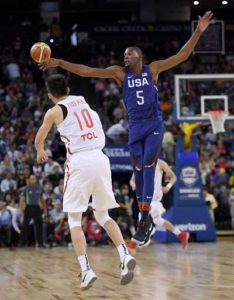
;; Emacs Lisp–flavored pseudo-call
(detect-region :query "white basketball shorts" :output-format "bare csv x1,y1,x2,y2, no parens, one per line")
150,201,166,219
63,149,119,212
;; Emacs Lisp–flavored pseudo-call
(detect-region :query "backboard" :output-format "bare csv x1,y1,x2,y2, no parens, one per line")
174,74,234,123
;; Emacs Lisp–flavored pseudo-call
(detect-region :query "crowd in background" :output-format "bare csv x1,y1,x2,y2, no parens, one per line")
1,19,234,248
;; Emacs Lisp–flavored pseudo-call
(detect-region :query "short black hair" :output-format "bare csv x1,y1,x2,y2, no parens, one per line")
46,74,68,98
127,46,143,57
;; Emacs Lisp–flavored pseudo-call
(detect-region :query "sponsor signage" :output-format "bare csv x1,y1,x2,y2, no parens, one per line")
156,223,207,232
154,152,216,242
103,144,132,172
174,152,204,205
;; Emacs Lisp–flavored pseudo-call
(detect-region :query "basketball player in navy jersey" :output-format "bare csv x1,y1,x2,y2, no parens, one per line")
39,11,213,245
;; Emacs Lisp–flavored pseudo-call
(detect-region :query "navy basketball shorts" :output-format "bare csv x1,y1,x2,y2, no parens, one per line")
128,121,165,169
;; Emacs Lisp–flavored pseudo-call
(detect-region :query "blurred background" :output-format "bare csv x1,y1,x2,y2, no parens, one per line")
0,0,234,248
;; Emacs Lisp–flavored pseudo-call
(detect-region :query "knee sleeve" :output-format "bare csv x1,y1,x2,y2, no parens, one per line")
94,210,111,227
68,212,83,229
153,216,165,227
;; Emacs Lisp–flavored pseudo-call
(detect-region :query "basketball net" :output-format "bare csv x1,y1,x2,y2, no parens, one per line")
208,110,228,134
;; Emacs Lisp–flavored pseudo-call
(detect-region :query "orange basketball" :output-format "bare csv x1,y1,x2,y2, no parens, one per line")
30,42,51,63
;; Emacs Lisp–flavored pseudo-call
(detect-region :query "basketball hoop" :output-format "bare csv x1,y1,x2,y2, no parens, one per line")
208,110,228,134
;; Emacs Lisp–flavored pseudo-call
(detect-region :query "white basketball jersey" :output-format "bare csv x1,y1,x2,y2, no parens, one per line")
152,162,163,202
56,95,105,156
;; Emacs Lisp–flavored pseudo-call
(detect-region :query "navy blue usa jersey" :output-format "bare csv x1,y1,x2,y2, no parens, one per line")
123,65,162,126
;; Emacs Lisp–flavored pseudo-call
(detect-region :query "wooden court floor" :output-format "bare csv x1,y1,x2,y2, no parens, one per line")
1,241,234,300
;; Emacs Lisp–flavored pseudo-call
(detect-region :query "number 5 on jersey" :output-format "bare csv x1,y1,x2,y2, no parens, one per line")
136,90,144,105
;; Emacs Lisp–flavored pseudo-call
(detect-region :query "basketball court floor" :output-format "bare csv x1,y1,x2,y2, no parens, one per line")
1,241,233,300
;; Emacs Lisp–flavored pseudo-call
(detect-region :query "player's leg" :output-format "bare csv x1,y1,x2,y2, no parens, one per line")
94,211,136,285
129,140,144,211
92,152,136,285
129,140,153,244
150,202,190,249
63,158,97,291
142,128,164,218
132,128,163,244
68,212,97,290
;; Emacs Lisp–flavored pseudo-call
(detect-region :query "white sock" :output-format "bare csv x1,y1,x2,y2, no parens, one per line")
172,227,181,236
77,254,90,272
117,244,129,262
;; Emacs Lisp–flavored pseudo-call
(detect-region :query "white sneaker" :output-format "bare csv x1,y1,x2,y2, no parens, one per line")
120,254,136,285
79,269,97,291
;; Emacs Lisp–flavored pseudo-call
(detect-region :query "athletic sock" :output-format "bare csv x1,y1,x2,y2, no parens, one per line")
117,244,129,262
78,254,90,272
172,228,181,235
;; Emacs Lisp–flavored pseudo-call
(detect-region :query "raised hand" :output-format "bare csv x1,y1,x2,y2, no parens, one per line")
197,11,214,33
38,58,59,71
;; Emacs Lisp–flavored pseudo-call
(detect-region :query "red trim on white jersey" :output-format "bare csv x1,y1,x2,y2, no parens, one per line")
60,134,73,155
60,134,70,142
63,163,70,194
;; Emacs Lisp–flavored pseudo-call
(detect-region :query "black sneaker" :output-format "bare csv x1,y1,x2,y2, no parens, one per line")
138,215,155,248
131,217,150,244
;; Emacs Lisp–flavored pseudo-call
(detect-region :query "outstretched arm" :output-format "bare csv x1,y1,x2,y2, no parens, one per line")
150,11,213,75
39,59,124,81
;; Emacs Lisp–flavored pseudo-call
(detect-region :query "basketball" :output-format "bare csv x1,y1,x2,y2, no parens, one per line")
30,42,51,63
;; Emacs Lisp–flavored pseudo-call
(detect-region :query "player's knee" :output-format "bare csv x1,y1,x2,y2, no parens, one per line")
134,165,142,171
68,212,82,229
94,210,111,227
154,216,165,227
143,160,157,168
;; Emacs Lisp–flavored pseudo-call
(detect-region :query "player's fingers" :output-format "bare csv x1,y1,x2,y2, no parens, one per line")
38,64,45,70
205,10,212,16
209,14,214,20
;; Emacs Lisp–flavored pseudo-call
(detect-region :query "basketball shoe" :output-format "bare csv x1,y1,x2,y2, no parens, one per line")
177,232,190,249
79,268,97,291
132,216,152,244
120,254,136,285
138,215,156,248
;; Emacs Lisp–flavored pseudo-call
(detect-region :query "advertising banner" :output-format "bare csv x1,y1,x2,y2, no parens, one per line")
154,151,216,242
103,144,132,172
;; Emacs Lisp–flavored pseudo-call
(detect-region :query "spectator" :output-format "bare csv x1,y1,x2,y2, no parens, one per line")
84,207,109,246
5,60,20,83
0,155,15,176
106,119,128,143
116,184,135,238
44,156,63,176
162,128,175,164
203,188,218,222
0,172,17,193
0,200,12,245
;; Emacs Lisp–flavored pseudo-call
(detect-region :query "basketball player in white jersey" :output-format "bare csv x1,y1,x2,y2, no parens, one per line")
34,74,136,290
130,159,189,249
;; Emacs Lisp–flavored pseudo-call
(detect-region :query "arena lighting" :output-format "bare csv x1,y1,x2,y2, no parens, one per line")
193,1,199,5
222,0,228,5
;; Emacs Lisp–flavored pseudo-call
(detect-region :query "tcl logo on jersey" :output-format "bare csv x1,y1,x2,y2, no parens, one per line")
128,78,149,88
81,132,98,141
